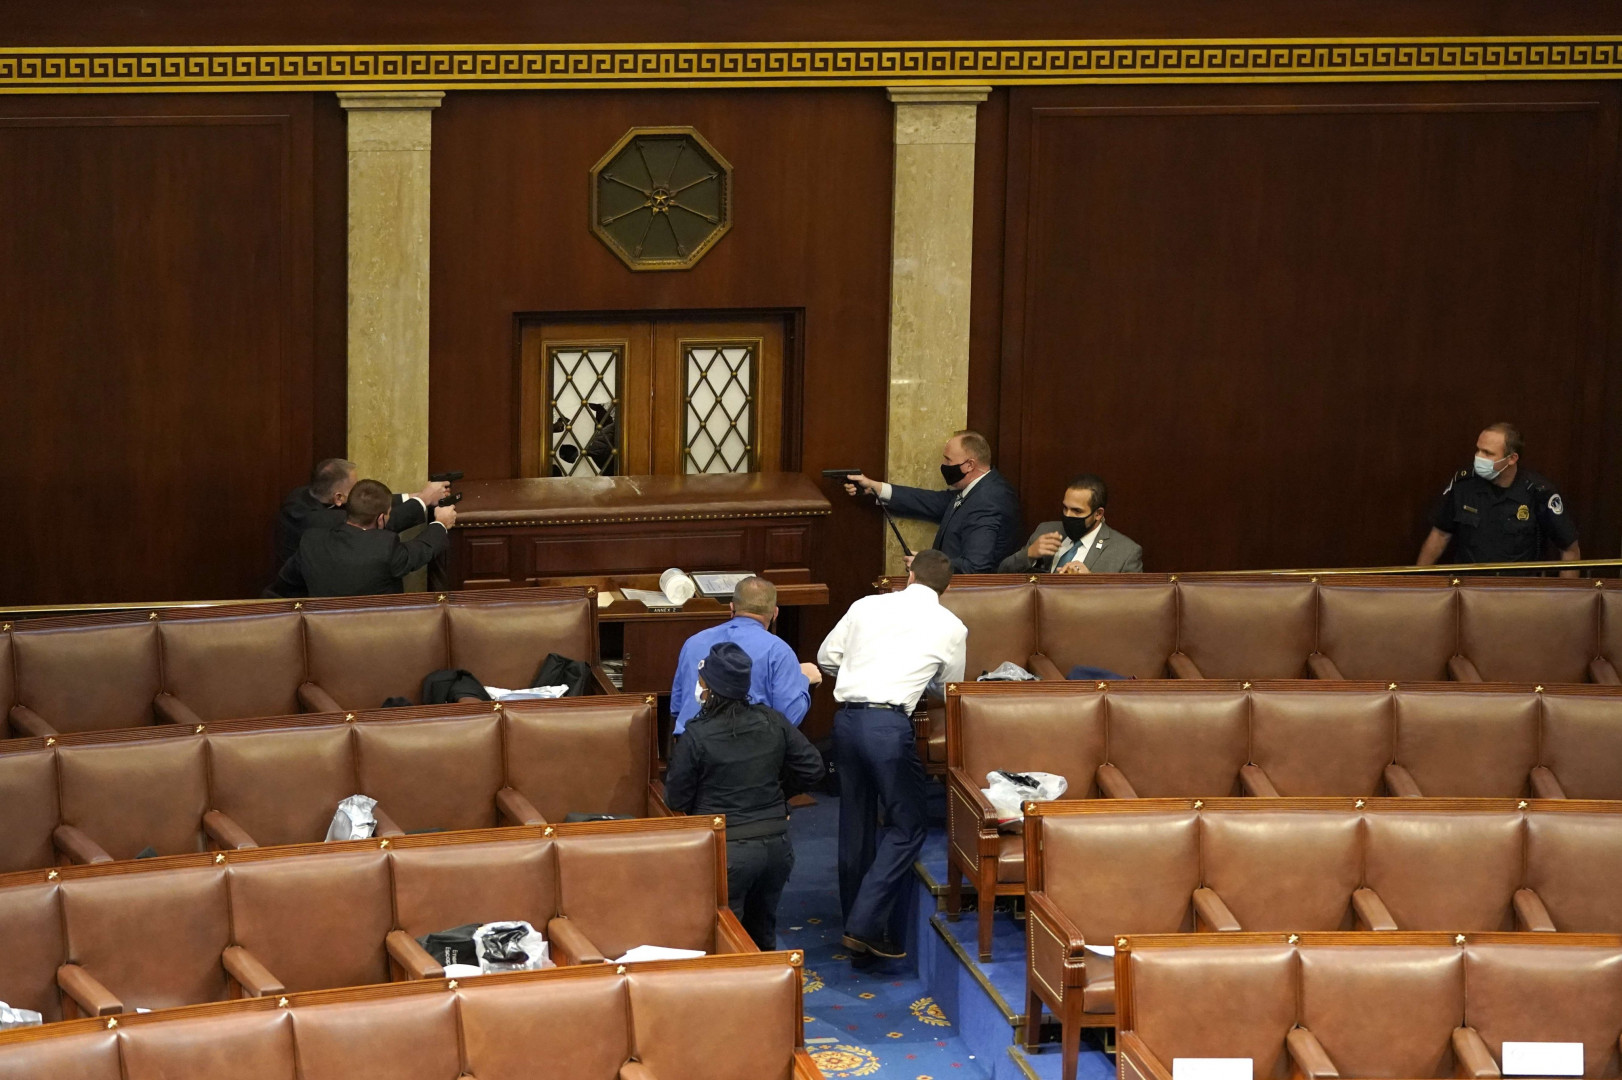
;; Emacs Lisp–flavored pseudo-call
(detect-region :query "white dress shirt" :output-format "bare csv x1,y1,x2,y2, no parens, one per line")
1053,521,1103,570
877,471,987,507
817,583,968,712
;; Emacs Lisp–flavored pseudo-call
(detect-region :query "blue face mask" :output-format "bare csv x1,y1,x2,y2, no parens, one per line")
1474,454,1508,480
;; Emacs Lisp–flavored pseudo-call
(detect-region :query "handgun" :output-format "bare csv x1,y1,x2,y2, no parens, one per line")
820,468,864,482
437,492,463,508
430,470,464,484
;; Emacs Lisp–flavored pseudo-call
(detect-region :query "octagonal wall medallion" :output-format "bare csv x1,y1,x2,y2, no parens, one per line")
590,126,733,271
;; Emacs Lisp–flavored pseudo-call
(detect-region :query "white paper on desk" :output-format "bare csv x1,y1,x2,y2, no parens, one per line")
444,964,483,979
483,685,569,701
1082,943,1115,957
621,587,681,609
1172,1059,1251,1080
612,946,707,964
1503,1042,1584,1076
692,571,752,597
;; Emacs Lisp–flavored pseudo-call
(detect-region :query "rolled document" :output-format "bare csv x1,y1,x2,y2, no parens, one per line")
659,567,697,606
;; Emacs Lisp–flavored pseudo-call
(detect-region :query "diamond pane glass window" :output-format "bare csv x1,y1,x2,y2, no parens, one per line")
549,346,620,476
684,343,754,474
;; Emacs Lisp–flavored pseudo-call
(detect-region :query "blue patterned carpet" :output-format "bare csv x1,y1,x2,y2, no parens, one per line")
783,796,992,1080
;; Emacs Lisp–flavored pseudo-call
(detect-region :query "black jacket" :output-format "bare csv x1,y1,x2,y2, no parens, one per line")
664,699,826,839
884,468,1024,574
266,520,449,599
274,487,427,567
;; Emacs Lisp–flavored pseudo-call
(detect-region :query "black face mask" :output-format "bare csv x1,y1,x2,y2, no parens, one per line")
941,462,968,486
1062,513,1096,542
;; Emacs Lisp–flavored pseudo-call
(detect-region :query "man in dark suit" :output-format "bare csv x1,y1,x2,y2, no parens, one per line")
842,430,1022,573
266,479,456,598
998,473,1144,574
273,458,451,567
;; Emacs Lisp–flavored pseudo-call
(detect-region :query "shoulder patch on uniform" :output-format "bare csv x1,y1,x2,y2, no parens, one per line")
1550,493,1564,515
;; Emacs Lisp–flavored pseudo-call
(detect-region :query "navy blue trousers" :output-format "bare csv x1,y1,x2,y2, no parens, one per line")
835,705,928,942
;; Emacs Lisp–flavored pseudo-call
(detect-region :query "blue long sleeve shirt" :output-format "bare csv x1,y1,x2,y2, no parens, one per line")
670,616,811,735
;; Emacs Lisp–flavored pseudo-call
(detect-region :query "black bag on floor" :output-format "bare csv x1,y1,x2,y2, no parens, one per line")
530,653,594,697
417,923,481,968
421,668,492,705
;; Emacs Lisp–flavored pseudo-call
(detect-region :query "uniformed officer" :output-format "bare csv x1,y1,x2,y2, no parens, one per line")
1416,422,1581,576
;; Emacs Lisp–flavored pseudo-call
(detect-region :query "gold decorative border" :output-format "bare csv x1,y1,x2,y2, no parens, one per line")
2,37,1621,93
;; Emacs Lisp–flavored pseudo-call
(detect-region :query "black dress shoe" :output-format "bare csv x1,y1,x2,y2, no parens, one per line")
841,932,906,960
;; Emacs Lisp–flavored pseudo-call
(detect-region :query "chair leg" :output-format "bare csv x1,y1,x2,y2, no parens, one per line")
1024,988,1044,1050
1060,995,1084,1080
977,860,997,961
946,859,962,920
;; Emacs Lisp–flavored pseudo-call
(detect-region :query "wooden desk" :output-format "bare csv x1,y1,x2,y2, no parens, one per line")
431,472,832,590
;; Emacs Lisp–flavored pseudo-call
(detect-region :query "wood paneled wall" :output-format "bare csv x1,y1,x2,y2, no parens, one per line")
428,88,893,654
974,81,1622,572
0,93,347,605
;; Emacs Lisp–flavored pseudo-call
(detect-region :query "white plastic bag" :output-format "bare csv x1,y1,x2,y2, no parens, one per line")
977,661,1039,682
982,770,1068,832
325,794,378,842
612,945,706,964
473,921,552,974
0,1002,42,1030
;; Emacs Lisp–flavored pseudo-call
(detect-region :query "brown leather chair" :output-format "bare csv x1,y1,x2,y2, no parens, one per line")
1313,579,1458,680
299,603,449,712
355,714,505,834
504,700,657,822
1034,578,1179,679
390,839,557,977
1455,580,1600,683
1388,689,1539,797
1464,941,1622,1077
155,610,307,725
448,597,594,691
227,851,395,995
1297,941,1466,1077
459,969,631,1080
1598,591,1622,684
293,994,464,1080
55,736,210,863
1246,687,1392,796
626,963,802,1080
1169,579,1316,679
0,633,13,740
206,725,358,848
10,616,161,736
0,882,65,1022
1537,693,1622,799
1100,689,1249,798
1524,811,1622,934
120,1011,298,1080
1361,810,1523,931
0,1028,121,1080
0,746,57,872
1198,808,1360,931
58,867,232,1017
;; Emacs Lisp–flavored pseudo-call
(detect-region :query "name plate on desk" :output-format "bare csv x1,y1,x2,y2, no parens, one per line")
1502,1042,1583,1076
431,472,831,590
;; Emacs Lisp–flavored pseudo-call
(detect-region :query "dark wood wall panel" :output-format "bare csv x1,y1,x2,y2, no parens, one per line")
4,0,1619,46
992,82,1622,572
0,94,343,605
429,88,892,687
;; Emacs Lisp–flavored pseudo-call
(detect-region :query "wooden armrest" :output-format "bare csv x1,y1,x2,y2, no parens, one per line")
372,807,405,838
588,662,617,696
1166,652,1204,679
297,682,343,713
1590,657,1621,685
1448,656,1484,682
386,930,446,979
1453,1027,1503,1079
1352,887,1398,931
153,692,205,727
1026,890,1087,956
620,1062,658,1080
1096,763,1139,799
1240,764,1280,798
57,964,123,1017
8,705,58,739
645,780,675,817
946,767,1000,829
1027,653,1065,681
1529,766,1568,800
223,945,285,997
496,787,547,827
1513,888,1557,932
715,907,757,953
53,824,113,865
203,810,259,850
1383,763,1423,798
793,1048,824,1080
1306,654,1345,680
546,917,606,965
1287,1027,1340,1080
1192,887,1242,932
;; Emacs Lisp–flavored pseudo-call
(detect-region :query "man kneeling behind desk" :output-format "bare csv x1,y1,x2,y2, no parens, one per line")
267,478,456,598
664,641,826,950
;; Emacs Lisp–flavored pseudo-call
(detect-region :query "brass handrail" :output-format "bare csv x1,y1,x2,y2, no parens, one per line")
1211,557,1622,578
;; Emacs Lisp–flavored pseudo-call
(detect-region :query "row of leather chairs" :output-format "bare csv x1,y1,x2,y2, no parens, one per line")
945,681,1622,957
0,696,661,873
908,572,1622,683
1116,933,1622,1080
0,817,743,1024
0,587,605,737
1022,797,1622,1044
0,952,817,1080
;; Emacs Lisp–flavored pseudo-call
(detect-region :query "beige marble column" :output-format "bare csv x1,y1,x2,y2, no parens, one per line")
882,87,991,573
338,91,442,498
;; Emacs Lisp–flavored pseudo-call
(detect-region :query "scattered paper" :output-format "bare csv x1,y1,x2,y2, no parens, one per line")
443,964,483,979
692,572,752,597
1083,943,1115,957
621,587,682,610
1172,1059,1251,1080
612,946,707,964
1503,1042,1583,1077
482,685,569,701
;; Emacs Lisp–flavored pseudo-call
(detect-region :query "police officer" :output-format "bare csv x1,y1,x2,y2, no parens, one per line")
1416,422,1581,576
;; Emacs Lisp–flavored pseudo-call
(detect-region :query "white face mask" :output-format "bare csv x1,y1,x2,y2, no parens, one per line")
694,679,708,705
1474,454,1508,480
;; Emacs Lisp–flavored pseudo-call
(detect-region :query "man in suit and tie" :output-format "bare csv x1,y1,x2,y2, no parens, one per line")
842,430,1023,574
266,479,456,598
998,474,1144,574
274,458,451,567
